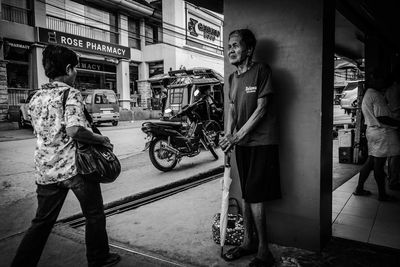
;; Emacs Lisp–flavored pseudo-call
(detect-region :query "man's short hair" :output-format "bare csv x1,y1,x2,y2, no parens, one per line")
42,44,78,79
228,29,257,52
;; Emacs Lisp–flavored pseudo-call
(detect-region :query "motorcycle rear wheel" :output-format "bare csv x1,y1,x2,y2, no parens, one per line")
149,138,178,172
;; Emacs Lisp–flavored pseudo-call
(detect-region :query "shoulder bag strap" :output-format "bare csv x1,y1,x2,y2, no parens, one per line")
63,88,100,134
62,88,70,114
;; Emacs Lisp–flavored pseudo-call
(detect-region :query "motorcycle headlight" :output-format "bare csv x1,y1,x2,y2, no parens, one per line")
164,108,172,114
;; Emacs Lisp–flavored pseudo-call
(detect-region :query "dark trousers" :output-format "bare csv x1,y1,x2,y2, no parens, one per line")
11,175,109,267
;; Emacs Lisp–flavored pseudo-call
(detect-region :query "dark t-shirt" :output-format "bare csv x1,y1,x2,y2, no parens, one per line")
228,62,279,146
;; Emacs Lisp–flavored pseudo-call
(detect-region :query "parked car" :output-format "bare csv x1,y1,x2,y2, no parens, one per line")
18,90,37,129
340,80,364,115
81,89,120,126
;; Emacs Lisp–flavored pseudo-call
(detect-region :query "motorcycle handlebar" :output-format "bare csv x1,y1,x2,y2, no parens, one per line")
173,95,207,118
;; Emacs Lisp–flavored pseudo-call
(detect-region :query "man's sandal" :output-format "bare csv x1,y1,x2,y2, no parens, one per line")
222,247,257,261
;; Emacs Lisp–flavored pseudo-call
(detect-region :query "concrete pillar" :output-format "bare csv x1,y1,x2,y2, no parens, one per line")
0,60,8,121
161,0,183,70
30,44,47,89
33,0,46,28
116,59,130,109
137,19,151,108
137,62,151,108
116,14,131,110
224,0,334,251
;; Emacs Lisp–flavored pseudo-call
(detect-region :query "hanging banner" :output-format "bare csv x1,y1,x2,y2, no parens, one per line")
38,27,131,59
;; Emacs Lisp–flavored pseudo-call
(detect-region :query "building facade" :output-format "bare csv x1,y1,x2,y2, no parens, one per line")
0,0,224,121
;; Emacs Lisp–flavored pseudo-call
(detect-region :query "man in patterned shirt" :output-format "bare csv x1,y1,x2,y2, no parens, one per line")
11,45,120,267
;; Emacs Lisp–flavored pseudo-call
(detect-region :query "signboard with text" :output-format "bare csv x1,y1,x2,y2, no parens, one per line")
186,10,222,50
38,28,131,59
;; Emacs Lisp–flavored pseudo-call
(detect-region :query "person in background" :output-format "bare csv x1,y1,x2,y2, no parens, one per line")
385,64,400,190
220,29,281,267
353,69,400,201
195,86,223,120
11,44,120,267
161,87,168,114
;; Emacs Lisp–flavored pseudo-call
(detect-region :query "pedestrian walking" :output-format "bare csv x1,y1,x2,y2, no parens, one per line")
353,69,400,201
220,28,281,267
385,64,400,190
11,44,121,267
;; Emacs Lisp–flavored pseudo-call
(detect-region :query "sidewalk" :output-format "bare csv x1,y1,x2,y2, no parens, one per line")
0,121,19,131
2,174,399,267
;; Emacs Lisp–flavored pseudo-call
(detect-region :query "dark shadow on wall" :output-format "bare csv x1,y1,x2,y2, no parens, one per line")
254,38,297,196
254,38,297,109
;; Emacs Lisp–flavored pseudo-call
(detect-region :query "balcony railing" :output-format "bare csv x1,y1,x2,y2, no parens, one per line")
46,15,118,44
1,4,32,25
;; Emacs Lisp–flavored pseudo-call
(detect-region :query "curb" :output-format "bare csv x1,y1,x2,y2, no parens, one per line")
57,165,224,224
0,122,19,131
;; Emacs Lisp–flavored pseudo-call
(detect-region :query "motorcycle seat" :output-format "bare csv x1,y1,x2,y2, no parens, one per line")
144,121,183,129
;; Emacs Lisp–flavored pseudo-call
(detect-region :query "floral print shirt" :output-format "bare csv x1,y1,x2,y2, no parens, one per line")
28,82,88,184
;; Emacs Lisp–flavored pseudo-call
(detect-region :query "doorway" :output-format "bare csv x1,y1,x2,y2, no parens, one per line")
332,9,400,250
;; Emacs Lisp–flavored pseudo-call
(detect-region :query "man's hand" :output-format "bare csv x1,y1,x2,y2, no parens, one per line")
101,136,114,150
219,133,238,153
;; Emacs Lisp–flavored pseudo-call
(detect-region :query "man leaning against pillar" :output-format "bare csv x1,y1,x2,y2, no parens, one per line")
220,28,281,267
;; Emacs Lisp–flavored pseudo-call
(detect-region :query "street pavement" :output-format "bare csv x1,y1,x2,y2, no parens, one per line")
333,104,353,126
0,120,226,266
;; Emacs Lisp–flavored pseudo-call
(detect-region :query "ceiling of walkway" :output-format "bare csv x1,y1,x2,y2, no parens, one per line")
336,0,400,60
186,0,400,61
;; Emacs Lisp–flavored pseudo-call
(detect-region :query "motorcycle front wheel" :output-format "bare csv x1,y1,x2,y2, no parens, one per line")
203,138,218,160
203,120,222,147
149,138,178,172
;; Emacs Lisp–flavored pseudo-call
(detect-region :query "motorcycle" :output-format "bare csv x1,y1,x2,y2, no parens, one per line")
141,91,222,172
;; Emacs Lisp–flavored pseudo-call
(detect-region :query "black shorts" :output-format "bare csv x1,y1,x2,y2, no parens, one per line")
235,145,282,203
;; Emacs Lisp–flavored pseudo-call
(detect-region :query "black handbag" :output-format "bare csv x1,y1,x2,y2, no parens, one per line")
212,197,244,246
63,89,121,183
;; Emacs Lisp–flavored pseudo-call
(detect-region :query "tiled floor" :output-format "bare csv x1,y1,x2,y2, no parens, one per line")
332,173,400,249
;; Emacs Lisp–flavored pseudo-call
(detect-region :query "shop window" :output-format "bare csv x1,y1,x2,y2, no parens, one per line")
128,17,141,49
4,39,30,90
149,61,164,78
7,64,29,89
75,59,116,91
